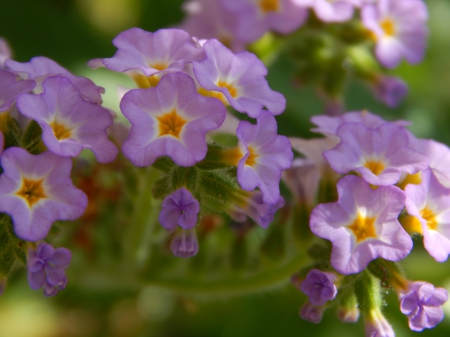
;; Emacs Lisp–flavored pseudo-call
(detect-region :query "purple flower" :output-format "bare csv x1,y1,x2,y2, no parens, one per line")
179,0,246,52
219,0,308,43
299,301,324,323
89,28,204,88
310,110,411,137
170,228,199,258
0,38,12,69
6,56,104,104
323,122,429,186
405,169,450,262
371,75,408,108
234,110,293,204
121,72,226,167
193,39,285,118
0,147,88,241
309,175,412,275
298,0,359,23
399,281,448,331
362,0,428,68
27,242,71,297
159,188,200,230
17,76,118,163
407,137,450,187
0,70,35,113
301,269,337,306
365,309,395,337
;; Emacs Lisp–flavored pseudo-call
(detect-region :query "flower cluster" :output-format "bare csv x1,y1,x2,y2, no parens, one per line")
90,27,293,257
288,109,449,333
0,41,119,296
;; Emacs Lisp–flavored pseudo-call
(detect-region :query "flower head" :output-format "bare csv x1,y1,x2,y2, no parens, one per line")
6,56,104,104
27,242,71,297
220,0,308,43
0,70,35,113
371,75,408,108
299,301,324,323
17,76,118,163
89,28,204,87
121,72,226,167
399,281,448,332
365,308,395,337
159,188,200,230
324,122,429,186
362,0,428,68
405,169,450,262
301,269,338,306
309,175,412,274
193,39,285,118
0,147,88,241
234,110,293,204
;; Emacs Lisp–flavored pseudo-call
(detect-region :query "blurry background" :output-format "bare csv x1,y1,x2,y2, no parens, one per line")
1,0,450,336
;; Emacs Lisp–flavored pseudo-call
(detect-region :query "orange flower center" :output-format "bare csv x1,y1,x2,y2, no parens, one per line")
364,160,385,176
420,207,438,230
245,146,258,167
381,18,396,37
157,109,187,138
258,0,279,13
16,178,47,207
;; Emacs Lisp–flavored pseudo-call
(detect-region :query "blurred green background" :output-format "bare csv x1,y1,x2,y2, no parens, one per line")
1,0,450,336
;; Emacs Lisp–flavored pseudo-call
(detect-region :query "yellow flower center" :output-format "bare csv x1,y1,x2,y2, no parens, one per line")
397,172,422,190
50,121,72,140
156,109,187,138
217,81,238,98
381,18,396,37
364,160,385,176
245,146,258,167
131,73,161,88
258,0,279,13
420,207,438,230
347,213,377,243
16,178,47,207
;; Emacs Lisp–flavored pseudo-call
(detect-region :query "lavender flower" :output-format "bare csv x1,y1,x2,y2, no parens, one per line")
0,147,88,241
17,76,118,163
219,0,308,43
324,122,429,186
170,228,199,258
0,70,35,113
362,0,428,68
309,175,412,275
405,169,450,262
6,56,104,104
121,72,226,167
399,281,448,331
245,192,285,228
159,188,200,230
179,0,246,52
235,110,293,204
27,242,71,297
311,110,411,137
88,28,204,88
297,0,359,23
301,269,337,306
193,39,285,118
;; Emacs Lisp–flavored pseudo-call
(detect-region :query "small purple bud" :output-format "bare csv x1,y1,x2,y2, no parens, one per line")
299,301,324,324
301,269,338,306
170,228,199,258
337,305,360,323
27,242,71,297
159,188,200,230
372,76,408,108
399,281,448,332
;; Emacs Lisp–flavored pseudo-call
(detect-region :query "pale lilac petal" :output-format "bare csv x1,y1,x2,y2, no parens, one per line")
0,70,35,112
